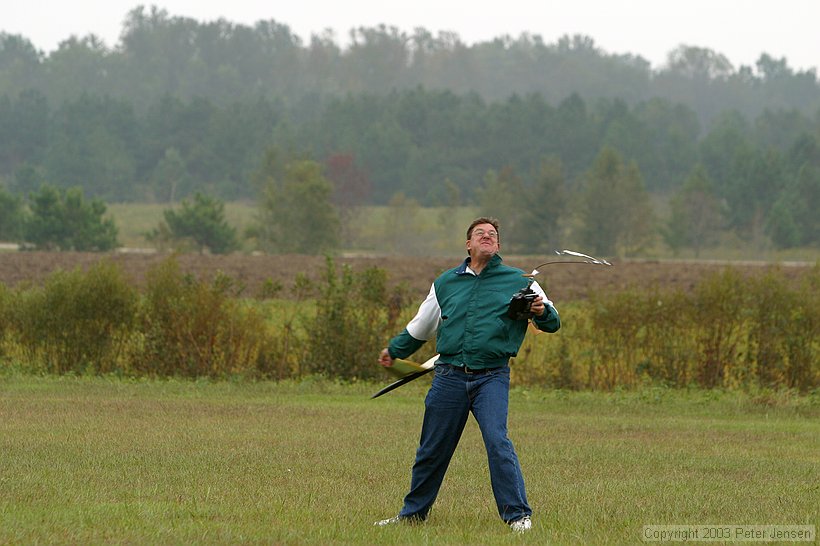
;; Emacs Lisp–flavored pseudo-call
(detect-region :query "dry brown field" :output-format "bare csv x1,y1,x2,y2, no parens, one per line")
0,251,814,301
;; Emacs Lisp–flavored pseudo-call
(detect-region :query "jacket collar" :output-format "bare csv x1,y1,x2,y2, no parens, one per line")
456,253,503,275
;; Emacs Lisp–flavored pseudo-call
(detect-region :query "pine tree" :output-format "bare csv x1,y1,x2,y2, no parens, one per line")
149,193,238,254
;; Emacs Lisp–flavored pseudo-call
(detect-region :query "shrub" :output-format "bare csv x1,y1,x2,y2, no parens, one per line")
586,289,645,388
635,289,694,386
690,269,749,388
511,304,583,389
305,257,403,379
253,274,314,379
569,285,695,389
135,257,269,377
747,266,820,392
520,266,819,391
7,261,136,373
746,270,794,388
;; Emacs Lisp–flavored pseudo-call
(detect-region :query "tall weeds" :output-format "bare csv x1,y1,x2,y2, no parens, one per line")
514,265,820,392
0,259,816,391
4,261,137,374
306,257,406,379
135,258,268,377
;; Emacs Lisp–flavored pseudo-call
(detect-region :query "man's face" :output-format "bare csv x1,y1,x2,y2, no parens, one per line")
466,223,500,258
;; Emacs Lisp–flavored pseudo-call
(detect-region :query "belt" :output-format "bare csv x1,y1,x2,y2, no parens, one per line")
451,364,499,375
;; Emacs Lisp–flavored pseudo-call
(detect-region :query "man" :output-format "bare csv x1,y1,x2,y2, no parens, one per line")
374,217,560,533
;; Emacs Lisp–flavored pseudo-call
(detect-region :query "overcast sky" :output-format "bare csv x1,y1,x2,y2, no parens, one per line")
2,0,818,72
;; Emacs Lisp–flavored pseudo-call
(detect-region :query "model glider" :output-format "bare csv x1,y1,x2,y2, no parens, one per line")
371,354,439,399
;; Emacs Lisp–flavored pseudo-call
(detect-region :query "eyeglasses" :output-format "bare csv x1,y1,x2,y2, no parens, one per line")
471,229,498,240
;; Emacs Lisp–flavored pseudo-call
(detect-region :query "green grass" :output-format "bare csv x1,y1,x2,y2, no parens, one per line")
105,201,820,263
106,202,479,253
1,376,817,544
107,202,259,249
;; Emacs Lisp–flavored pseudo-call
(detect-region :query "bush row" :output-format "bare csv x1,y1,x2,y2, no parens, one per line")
0,257,407,381
0,258,817,391
513,267,820,392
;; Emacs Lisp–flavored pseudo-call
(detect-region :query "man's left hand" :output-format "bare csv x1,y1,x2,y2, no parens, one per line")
530,296,547,317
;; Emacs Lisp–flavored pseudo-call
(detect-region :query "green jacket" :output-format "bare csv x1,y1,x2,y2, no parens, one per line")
388,253,560,369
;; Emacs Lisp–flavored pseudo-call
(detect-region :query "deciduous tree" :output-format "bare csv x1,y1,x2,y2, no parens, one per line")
325,152,371,239
523,156,566,253
665,164,724,256
255,156,340,254
578,147,655,256
150,147,190,203
0,186,24,241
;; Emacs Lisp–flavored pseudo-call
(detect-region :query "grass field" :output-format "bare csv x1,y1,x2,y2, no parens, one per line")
104,201,820,263
107,201,481,255
0,376,817,544
107,202,260,249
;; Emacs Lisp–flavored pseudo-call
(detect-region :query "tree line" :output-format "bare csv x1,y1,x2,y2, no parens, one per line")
0,6,819,253
1,6,818,123
1,86,818,252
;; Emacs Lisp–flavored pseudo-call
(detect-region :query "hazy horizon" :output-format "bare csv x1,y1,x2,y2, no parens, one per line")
1,1,818,72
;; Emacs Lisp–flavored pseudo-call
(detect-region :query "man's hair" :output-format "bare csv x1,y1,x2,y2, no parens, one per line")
466,217,501,241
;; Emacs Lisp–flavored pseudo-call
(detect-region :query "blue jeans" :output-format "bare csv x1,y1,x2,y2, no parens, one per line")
398,364,531,523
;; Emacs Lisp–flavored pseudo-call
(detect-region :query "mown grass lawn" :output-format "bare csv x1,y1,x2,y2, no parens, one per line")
0,376,817,544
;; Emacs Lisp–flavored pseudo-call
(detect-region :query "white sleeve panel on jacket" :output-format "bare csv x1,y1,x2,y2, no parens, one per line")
530,280,554,307
405,283,441,341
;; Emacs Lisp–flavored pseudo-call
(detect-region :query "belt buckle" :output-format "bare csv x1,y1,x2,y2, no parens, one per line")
463,366,476,375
